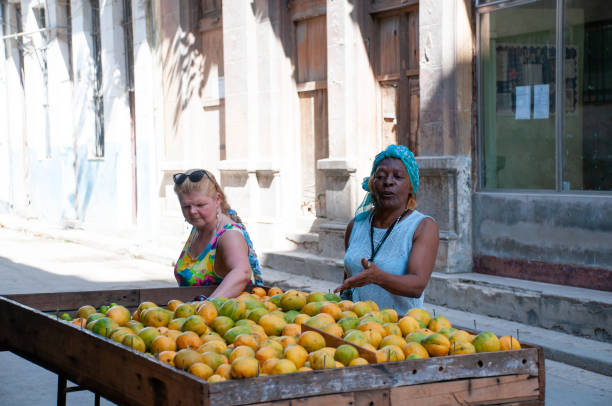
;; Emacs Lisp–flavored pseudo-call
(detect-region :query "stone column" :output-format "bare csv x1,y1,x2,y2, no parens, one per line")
2,2,37,214
46,2,78,221
418,0,474,273
220,0,286,250
319,0,359,223
315,0,362,257
220,0,258,223
0,3,15,209
222,0,258,161
132,0,163,235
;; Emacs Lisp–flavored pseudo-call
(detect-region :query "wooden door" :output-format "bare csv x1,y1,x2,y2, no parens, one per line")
295,13,328,218
374,6,419,152
381,82,399,148
299,90,328,217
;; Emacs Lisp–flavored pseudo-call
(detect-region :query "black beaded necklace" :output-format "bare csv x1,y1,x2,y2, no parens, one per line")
369,208,411,262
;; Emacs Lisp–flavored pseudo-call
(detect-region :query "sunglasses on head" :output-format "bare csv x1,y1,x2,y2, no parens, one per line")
173,170,212,185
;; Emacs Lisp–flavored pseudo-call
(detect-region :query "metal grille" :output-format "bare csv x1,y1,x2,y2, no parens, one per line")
91,0,104,157
584,21,612,104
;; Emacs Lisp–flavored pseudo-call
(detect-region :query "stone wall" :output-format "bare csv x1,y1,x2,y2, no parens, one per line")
473,192,612,291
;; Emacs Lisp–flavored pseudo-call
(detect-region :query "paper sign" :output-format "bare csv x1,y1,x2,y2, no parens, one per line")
533,84,549,119
515,86,531,120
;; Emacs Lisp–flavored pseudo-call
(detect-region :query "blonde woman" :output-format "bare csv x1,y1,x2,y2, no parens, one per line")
173,169,263,299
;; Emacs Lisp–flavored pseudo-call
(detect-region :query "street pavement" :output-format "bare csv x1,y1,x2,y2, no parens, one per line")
1,223,611,405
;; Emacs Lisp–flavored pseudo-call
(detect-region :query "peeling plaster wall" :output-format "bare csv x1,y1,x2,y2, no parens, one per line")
0,1,157,234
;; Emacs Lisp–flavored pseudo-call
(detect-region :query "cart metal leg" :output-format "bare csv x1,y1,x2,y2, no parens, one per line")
57,374,67,406
57,373,101,406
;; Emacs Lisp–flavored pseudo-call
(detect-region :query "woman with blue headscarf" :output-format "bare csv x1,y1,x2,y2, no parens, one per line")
334,145,439,313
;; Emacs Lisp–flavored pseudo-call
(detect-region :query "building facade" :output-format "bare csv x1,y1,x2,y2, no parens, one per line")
473,0,612,291
1,0,610,291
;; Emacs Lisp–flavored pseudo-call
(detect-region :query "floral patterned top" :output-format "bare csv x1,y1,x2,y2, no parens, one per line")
174,223,264,287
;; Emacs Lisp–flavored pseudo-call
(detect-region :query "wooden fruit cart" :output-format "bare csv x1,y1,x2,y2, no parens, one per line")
0,286,545,405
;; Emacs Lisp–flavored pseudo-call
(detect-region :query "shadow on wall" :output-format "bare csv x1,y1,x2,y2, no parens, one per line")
161,0,219,135
245,0,477,276
157,1,476,271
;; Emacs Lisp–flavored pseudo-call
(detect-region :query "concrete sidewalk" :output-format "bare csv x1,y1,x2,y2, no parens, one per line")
1,214,611,377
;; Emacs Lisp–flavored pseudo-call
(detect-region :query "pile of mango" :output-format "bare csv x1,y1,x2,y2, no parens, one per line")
59,287,521,382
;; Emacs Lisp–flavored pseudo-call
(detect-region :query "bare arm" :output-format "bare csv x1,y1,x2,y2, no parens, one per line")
342,218,355,281
344,218,355,251
209,230,252,299
335,218,439,298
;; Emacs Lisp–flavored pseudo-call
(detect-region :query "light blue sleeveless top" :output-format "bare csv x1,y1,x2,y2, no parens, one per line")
344,210,431,313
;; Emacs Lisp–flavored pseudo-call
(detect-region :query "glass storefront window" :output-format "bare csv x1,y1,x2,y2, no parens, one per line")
563,0,612,191
480,0,557,189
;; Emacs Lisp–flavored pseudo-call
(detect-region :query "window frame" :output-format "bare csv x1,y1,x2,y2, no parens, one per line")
476,0,611,195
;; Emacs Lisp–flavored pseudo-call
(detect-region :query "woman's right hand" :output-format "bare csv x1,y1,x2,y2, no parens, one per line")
334,258,381,293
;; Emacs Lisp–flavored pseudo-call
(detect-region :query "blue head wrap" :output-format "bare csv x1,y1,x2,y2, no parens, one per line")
355,144,419,220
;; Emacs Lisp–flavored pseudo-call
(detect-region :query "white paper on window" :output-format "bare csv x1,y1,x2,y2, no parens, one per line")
515,85,531,120
533,84,549,119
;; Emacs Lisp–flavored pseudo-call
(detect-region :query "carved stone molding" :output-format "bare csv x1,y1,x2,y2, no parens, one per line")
417,155,472,273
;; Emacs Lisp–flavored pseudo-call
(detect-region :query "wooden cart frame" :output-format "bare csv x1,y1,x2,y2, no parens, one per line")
0,286,545,405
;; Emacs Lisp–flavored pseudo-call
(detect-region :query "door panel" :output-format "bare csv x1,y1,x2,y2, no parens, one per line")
375,8,419,153
299,90,328,217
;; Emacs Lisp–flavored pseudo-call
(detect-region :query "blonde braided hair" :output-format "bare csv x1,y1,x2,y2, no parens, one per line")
173,169,243,224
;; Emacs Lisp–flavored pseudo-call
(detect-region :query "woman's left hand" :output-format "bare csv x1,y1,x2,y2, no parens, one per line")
211,230,252,298
334,258,381,293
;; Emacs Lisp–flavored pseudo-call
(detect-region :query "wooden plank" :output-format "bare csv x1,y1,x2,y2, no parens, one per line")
5,290,141,312
377,73,401,82
199,15,221,32
390,374,540,405
200,0,221,14
537,339,546,403
406,10,419,152
4,286,217,312
355,388,391,406
239,393,358,406
397,12,411,147
382,83,398,119
298,89,328,217
250,401,291,406
200,23,224,105
202,98,224,109
296,80,328,92
0,296,209,406
407,10,419,70
302,324,378,364
296,16,327,83
370,0,418,15
299,91,317,216
409,78,419,153
219,96,226,160
378,15,400,76
137,285,217,305
252,389,390,406
207,349,540,405
290,0,326,22
293,393,355,405
381,82,399,147
314,89,329,216
405,68,419,77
